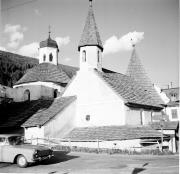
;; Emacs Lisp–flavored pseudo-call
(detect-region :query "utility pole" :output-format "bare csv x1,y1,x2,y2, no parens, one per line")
160,118,165,152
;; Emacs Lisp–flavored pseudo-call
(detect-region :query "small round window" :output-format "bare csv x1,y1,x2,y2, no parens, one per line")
86,115,90,121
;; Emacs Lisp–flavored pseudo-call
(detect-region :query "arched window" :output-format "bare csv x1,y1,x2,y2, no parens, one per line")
24,89,30,101
97,50,100,62
43,54,46,61
53,89,58,98
49,53,53,62
82,50,86,62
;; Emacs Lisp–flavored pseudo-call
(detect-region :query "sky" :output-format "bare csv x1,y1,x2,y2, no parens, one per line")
0,0,179,88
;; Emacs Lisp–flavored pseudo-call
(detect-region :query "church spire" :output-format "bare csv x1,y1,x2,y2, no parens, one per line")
78,0,103,51
126,47,164,104
126,47,149,81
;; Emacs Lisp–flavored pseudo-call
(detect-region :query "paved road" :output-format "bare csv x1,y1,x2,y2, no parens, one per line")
0,151,179,173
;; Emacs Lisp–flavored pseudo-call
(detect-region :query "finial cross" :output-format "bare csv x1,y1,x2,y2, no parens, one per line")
48,25,51,38
89,0,92,7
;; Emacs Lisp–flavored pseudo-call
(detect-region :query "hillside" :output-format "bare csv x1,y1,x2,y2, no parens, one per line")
0,50,38,87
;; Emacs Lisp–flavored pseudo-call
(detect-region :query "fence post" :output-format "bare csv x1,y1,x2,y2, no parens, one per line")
97,139,99,153
68,139,72,150
48,136,50,147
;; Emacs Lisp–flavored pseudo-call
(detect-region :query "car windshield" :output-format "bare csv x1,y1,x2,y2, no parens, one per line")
8,136,24,145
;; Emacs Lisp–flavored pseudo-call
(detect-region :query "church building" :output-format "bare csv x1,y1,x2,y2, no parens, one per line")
1,0,176,151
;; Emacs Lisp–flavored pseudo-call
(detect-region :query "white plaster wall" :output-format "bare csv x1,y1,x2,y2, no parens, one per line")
143,111,152,125
12,85,42,102
165,106,179,121
63,70,126,127
13,82,63,102
24,127,44,145
14,81,62,92
154,85,170,104
39,47,58,65
61,139,141,150
125,108,141,125
79,46,102,71
44,100,76,138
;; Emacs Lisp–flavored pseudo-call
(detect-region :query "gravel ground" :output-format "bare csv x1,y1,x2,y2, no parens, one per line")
0,151,179,174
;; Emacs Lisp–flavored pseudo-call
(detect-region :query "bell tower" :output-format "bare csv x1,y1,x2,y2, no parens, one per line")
39,26,59,65
78,0,103,71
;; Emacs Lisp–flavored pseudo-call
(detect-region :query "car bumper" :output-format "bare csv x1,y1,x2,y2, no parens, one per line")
33,154,53,162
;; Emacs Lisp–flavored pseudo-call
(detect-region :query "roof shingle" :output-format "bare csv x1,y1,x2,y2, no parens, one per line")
64,125,168,141
78,3,103,51
22,96,76,127
15,63,71,85
98,70,163,109
126,48,164,105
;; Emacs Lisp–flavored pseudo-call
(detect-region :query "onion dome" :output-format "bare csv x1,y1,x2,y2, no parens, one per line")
40,29,58,49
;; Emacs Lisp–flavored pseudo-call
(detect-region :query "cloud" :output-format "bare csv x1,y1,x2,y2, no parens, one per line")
34,9,41,16
18,42,39,58
0,46,6,51
55,36,70,48
103,31,144,55
17,36,70,58
4,24,27,49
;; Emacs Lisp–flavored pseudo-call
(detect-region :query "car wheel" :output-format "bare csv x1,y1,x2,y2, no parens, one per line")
17,155,28,168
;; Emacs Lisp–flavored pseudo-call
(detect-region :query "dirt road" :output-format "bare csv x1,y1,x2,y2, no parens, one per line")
0,151,178,173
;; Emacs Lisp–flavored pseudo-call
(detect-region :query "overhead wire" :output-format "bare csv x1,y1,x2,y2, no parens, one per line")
1,0,38,12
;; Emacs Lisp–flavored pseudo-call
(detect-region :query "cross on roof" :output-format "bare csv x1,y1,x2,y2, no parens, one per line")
89,0,92,6
48,25,51,38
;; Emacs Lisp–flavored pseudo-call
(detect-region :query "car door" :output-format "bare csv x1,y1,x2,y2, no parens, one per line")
0,137,7,161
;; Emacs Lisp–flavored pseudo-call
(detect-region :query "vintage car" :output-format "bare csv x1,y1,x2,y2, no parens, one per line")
0,134,53,168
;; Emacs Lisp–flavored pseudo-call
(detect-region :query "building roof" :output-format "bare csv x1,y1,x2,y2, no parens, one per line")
58,64,79,79
22,96,76,127
15,63,71,85
78,2,103,51
162,87,179,107
150,121,179,130
64,125,168,141
40,35,58,49
126,48,164,105
98,69,163,109
0,99,52,129
162,87,179,99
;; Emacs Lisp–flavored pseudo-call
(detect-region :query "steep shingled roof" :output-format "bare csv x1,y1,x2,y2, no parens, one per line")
78,2,103,51
15,63,71,85
126,48,164,105
0,99,53,129
22,96,76,127
64,125,168,141
98,70,163,109
58,64,79,79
